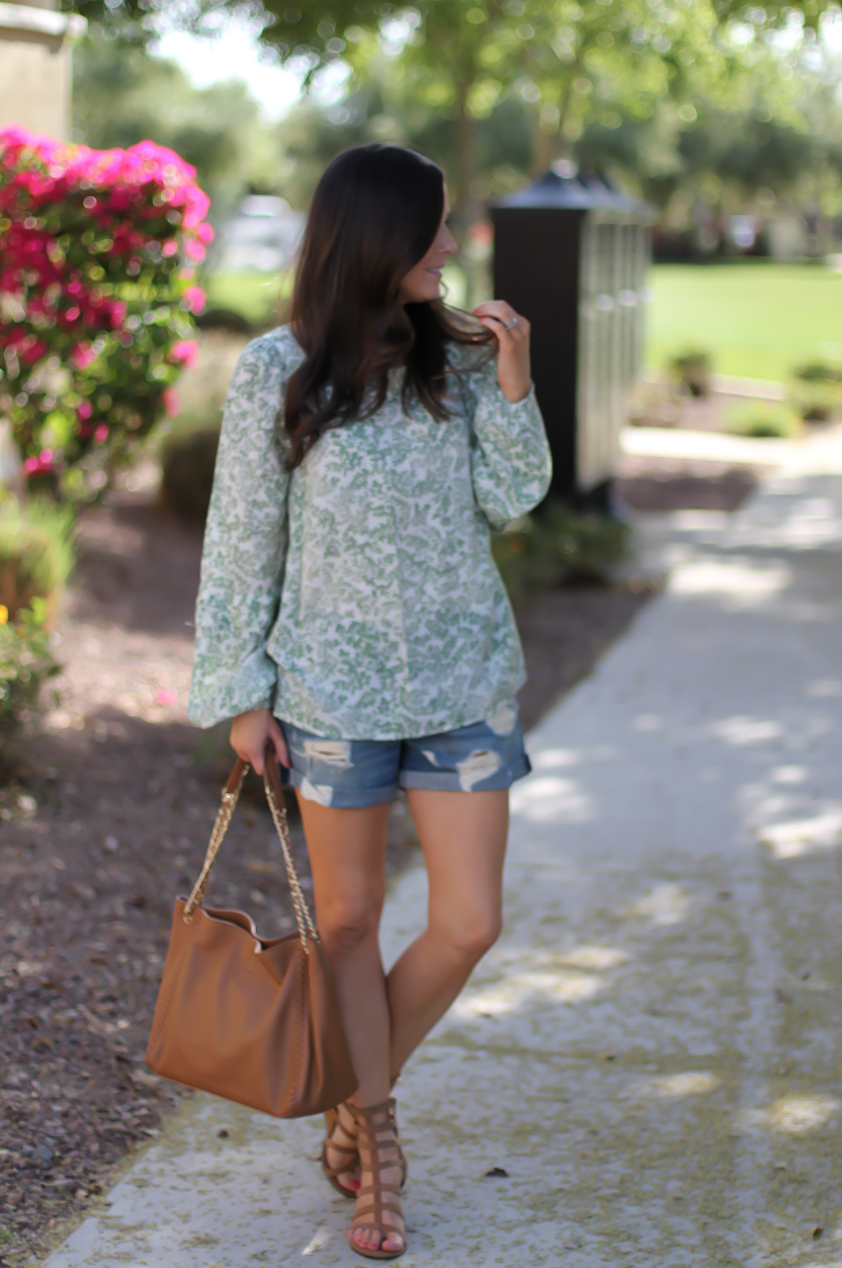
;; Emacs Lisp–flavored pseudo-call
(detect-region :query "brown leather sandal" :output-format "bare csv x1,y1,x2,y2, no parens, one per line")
321,1103,360,1199
387,1096,408,1188
347,1100,407,1261
322,1096,407,1198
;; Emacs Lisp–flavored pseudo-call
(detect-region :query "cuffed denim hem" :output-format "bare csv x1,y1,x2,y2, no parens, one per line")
279,702,530,808
399,753,531,793
283,766,397,809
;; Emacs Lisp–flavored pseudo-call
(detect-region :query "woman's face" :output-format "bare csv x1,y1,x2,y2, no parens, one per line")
398,189,457,304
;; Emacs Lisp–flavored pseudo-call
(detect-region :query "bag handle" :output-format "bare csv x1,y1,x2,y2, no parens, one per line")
183,748,318,953
263,751,319,949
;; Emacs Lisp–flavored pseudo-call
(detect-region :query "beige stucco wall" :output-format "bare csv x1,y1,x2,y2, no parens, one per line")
0,36,72,139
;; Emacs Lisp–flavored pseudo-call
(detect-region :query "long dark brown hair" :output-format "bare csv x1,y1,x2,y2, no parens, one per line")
283,144,491,471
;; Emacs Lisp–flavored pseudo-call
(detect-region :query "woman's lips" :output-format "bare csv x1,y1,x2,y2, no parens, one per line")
426,268,443,278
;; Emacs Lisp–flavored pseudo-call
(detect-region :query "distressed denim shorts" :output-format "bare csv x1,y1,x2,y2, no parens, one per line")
278,701,530,809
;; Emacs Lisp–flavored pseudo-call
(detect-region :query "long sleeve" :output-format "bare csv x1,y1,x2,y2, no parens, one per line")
463,357,552,530
187,334,291,728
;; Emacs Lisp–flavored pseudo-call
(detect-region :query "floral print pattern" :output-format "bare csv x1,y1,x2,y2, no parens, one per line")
188,325,552,740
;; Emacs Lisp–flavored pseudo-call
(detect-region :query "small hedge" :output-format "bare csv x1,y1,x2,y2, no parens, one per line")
725,404,801,439
493,500,630,597
160,424,220,522
0,496,75,622
669,349,713,398
0,597,61,738
792,362,842,385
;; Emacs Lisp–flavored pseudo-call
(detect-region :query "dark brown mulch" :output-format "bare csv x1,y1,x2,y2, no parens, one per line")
0,490,416,1267
0,457,740,1265
616,453,765,513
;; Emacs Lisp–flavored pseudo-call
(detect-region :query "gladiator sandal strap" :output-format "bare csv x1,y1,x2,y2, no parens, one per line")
349,1101,406,1258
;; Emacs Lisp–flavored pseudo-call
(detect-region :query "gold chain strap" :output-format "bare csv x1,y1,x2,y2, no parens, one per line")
183,764,247,922
183,760,319,956
263,771,318,952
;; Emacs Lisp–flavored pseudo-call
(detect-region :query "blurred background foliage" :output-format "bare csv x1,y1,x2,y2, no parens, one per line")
71,32,280,224
69,0,842,231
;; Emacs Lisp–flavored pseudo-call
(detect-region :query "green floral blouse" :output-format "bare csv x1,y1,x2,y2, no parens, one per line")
188,325,552,740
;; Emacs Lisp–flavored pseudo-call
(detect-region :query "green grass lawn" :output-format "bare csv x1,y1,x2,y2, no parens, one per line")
203,272,289,325
646,261,842,383
206,260,842,385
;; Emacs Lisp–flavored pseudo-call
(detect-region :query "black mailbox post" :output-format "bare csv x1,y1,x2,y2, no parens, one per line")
490,170,651,509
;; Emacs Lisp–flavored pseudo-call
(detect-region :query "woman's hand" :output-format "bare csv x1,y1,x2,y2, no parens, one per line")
472,300,531,404
229,707,289,776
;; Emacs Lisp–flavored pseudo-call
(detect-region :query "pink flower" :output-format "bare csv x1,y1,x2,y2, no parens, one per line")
71,343,98,370
19,336,47,365
170,339,199,367
182,284,206,314
0,126,213,467
163,387,180,418
23,449,55,475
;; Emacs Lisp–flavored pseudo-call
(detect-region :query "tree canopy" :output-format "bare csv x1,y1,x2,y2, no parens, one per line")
66,0,842,275
71,32,278,218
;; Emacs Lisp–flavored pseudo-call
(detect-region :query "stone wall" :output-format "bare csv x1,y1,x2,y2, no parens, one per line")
0,3,86,141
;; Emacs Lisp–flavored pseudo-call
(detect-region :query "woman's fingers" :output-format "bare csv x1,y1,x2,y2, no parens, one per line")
228,706,288,775
473,302,530,337
267,717,290,768
472,300,531,402
474,315,524,352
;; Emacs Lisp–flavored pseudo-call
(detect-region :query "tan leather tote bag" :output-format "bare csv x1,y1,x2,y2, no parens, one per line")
145,752,357,1117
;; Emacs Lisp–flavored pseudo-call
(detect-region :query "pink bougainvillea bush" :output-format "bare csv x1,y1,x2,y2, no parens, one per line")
0,128,212,498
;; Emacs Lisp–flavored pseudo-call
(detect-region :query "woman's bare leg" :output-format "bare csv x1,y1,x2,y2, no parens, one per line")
386,788,508,1080
296,794,404,1255
297,796,391,1104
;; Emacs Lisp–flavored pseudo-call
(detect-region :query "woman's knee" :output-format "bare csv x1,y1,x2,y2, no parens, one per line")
436,905,502,964
317,893,383,956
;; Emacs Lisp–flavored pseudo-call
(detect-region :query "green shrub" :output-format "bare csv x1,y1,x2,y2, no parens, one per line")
0,598,61,737
725,404,802,439
0,496,75,621
792,361,842,384
493,500,630,595
668,349,713,398
160,424,220,522
790,382,840,422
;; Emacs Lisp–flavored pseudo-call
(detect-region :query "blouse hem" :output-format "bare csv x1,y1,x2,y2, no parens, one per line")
271,684,526,742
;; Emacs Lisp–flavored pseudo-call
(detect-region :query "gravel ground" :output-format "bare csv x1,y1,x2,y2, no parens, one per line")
0,454,754,1266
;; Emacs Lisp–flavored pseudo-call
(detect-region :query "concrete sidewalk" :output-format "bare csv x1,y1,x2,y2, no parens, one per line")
44,464,842,1268
622,419,842,470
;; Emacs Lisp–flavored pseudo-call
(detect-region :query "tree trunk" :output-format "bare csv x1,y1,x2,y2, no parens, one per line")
454,85,474,234
554,74,577,157
534,111,553,174
454,84,481,308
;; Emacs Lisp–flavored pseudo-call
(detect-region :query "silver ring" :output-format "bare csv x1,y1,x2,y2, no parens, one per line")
504,316,518,330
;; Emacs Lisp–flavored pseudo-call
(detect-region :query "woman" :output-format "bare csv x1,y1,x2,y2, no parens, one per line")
188,143,551,1260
